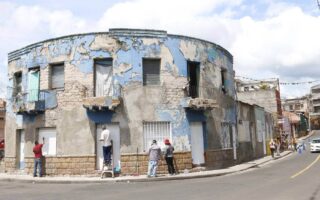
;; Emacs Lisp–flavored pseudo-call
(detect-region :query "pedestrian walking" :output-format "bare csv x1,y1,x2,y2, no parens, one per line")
163,139,175,175
33,137,45,177
269,139,276,158
292,137,297,151
99,126,112,167
147,140,161,177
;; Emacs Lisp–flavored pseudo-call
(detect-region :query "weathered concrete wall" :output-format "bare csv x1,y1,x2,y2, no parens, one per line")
236,101,255,163
254,106,266,158
6,29,235,175
237,90,277,113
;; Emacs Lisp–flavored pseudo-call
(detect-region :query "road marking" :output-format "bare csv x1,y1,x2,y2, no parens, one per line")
291,155,320,179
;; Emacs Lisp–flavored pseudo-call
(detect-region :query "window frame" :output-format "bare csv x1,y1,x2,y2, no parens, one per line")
142,58,161,86
143,121,171,151
50,63,65,90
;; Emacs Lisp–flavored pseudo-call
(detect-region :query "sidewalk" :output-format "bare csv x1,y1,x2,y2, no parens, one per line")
0,151,292,184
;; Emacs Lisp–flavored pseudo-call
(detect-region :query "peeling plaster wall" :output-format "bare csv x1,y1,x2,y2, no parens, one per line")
6,29,235,160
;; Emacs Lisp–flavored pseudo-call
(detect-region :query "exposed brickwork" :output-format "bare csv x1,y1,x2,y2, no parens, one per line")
120,152,192,175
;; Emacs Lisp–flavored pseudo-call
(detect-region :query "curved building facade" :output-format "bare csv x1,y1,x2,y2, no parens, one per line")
5,29,236,176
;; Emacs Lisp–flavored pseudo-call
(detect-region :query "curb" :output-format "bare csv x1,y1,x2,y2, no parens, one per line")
0,152,293,184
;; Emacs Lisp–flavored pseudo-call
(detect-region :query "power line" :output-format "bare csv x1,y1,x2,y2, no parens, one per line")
235,76,320,85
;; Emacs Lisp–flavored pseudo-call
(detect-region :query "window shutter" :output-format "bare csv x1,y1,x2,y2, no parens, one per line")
51,64,64,89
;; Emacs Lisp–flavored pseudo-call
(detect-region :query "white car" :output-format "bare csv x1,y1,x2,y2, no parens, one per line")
310,138,320,153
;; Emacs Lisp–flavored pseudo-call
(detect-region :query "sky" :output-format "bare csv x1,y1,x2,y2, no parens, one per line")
0,0,320,98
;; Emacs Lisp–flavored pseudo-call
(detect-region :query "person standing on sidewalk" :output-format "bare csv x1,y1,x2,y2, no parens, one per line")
33,137,45,177
269,139,276,158
163,139,176,175
147,140,161,177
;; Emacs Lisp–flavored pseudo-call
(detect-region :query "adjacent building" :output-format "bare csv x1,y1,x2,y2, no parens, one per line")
282,96,309,137
310,84,320,130
236,101,274,163
235,79,282,137
5,29,237,176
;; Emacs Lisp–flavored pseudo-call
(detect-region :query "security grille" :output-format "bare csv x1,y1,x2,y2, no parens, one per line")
143,122,171,151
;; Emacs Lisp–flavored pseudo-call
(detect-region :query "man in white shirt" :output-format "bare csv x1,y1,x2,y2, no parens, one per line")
99,126,112,165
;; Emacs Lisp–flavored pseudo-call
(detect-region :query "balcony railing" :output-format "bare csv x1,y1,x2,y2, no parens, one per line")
7,87,49,113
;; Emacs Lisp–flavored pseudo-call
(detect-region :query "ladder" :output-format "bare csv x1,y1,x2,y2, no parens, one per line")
101,144,114,178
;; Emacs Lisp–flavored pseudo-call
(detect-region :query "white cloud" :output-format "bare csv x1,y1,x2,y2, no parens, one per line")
0,0,319,98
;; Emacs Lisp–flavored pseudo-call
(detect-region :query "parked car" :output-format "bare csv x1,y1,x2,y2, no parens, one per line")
310,138,320,153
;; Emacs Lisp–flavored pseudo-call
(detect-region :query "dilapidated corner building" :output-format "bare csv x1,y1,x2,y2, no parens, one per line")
5,29,236,176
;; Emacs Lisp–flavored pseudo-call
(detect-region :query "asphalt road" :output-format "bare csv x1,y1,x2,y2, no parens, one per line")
1,132,320,200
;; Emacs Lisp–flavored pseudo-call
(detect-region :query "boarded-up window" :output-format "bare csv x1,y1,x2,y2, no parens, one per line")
143,59,160,86
143,122,171,151
39,128,56,156
51,64,64,89
94,59,113,97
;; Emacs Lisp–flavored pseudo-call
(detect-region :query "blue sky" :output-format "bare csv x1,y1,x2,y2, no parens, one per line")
0,0,320,98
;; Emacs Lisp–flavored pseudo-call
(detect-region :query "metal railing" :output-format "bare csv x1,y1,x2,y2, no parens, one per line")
7,87,49,111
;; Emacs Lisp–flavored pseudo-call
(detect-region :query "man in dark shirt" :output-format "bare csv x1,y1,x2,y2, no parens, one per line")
33,137,45,177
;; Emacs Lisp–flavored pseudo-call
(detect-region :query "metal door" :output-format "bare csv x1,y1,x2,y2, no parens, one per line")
191,122,205,165
17,130,25,169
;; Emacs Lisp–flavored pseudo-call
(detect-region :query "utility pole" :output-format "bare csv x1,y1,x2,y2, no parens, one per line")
318,0,320,10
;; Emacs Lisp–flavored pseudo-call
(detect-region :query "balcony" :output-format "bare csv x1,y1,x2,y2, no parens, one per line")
8,88,48,114
82,84,121,111
181,86,218,110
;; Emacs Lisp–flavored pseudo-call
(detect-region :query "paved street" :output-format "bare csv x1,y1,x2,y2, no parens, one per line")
1,132,320,200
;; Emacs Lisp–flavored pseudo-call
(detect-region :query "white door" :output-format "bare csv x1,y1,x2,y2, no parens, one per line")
18,130,25,169
96,123,120,170
191,122,205,165
39,128,57,156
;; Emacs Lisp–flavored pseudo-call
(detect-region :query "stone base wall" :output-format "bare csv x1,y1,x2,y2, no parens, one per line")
0,159,4,173
205,149,234,169
4,157,17,173
5,156,97,176
121,152,192,175
4,150,236,176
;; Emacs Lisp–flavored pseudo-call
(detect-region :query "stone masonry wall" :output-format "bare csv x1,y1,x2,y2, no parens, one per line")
121,152,192,175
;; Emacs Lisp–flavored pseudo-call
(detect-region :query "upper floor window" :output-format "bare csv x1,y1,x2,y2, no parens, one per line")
221,69,227,94
187,61,200,98
27,67,40,102
50,63,64,89
94,59,113,97
13,71,22,97
143,58,160,86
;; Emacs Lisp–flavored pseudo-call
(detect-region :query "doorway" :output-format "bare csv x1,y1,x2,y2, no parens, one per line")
96,123,120,171
16,130,25,170
190,122,205,165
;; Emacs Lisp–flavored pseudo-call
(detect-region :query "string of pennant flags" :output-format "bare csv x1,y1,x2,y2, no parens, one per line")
235,76,320,85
